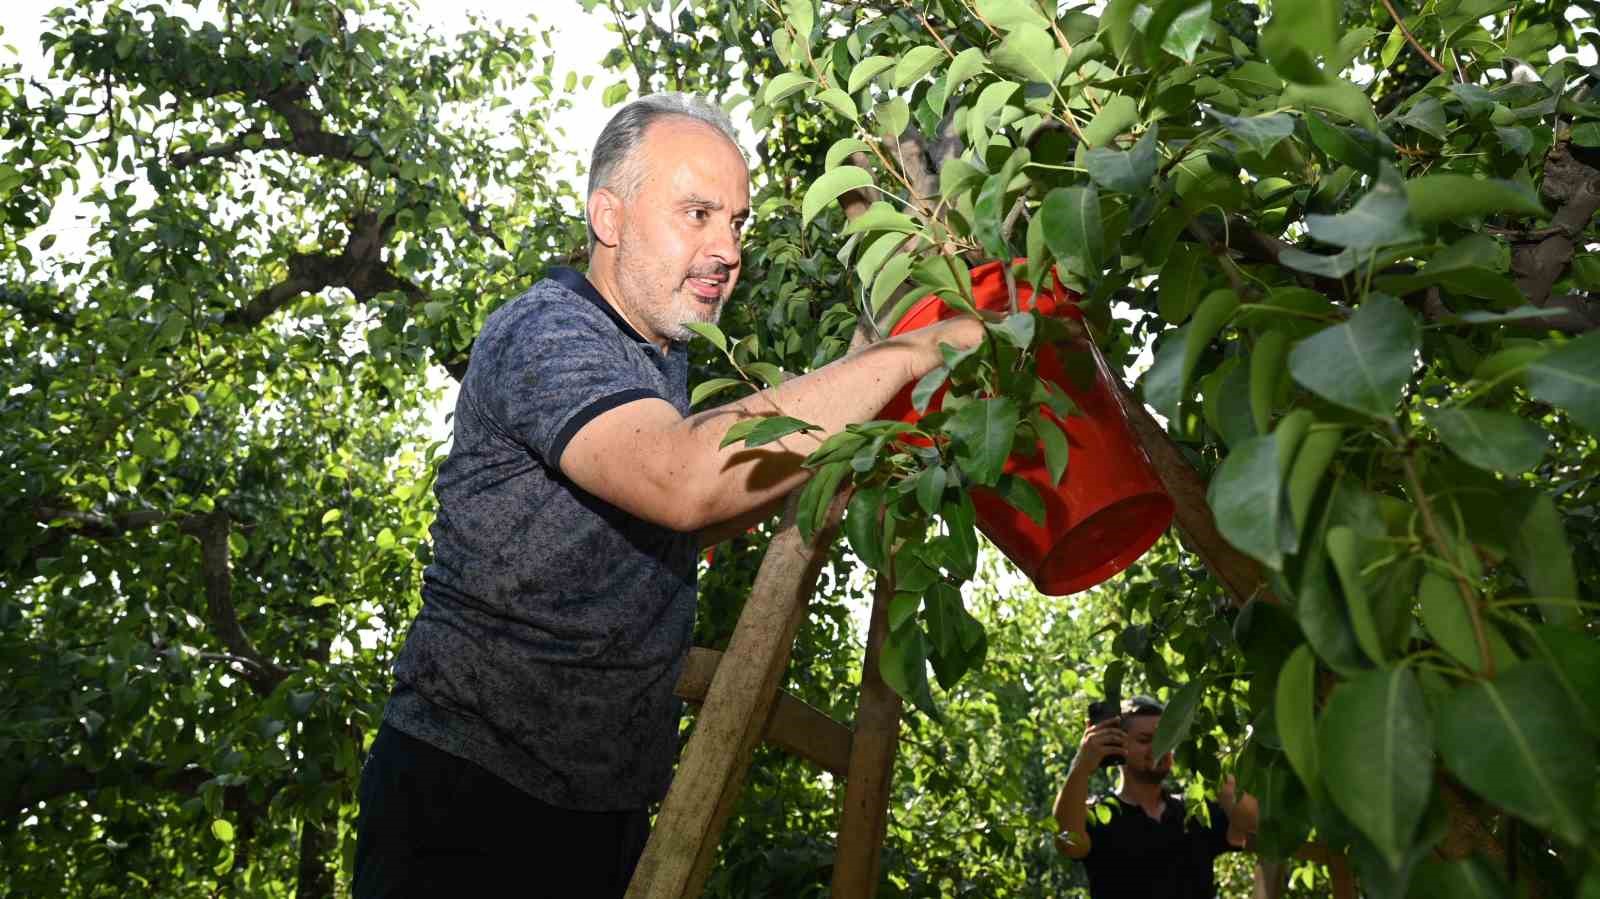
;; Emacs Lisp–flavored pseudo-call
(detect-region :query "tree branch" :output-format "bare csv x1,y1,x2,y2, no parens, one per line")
1512,140,1600,320
178,509,287,696
6,757,284,825
1377,0,1450,77
1102,365,1277,607
168,128,291,169
0,285,79,330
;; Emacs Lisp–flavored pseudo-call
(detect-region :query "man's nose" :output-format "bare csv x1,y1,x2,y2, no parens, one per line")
707,223,741,268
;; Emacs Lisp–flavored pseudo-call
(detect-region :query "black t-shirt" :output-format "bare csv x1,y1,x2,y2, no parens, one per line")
1081,793,1240,899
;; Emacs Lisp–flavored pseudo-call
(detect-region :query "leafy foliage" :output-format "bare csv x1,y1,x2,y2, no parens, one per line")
4,0,1599,896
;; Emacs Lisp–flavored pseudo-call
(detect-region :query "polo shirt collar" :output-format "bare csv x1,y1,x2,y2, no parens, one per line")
548,266,655,347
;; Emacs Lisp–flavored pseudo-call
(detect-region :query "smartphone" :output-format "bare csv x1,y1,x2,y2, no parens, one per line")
1086,699,1125,768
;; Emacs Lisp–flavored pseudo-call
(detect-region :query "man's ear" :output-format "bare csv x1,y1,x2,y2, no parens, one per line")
588,188,624,248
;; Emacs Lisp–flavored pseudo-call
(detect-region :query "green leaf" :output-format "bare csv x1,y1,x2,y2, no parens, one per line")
1279,247,1363,279
941,492,980,579
321,509,342,525
893,45,946,88
782,0,815,39
1506,493,1579,618
1085,126,1158,194
1250,330,1289,433
1033,412,1069,487
736,416,820,448
1207,109,1296,157
1151,0,1211,63
924,581,986,688
1305,167,1420,252
881,622,940,718
975,0,1051,30
1527,331,1600,434
1283,80,1380,131
990,473,1046,526
795,460,850,541
845,485,887,569
1178,289,1240,418
944,47,990,101
802,165,874,226
988,311,1036,350
1268,0,1337,59
1325,526,1385,663
1305,113,1386,175
1319,666,1434,869
211,820,235,842
875,97,911,137
992,25,1057,83
1417,570,1489,672
814,87,857,121
847,55,896,94
1157,242,1207,324
871,252,916,313
1395,96,1448,140
690,377,743,407
1082,94,1139,148
681,321,728,352
911,365,950,414
1276,645,1320,792
1426,408,1548,474
764,73,814,104
826,137,872,170
743,363,785,390
1040,185,1105,279
1404,175,1546,225
1286,425,1343,538
1438,663,1593,845
1207,432,1286,569
1150,678,1204,759
1526,625,1600,739
947,397,1020,487
842,201,920,237
1409,859,1510,899
914,464,947,517
1289,293,1418,419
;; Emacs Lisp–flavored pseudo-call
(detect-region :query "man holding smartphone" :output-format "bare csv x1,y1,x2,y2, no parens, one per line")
1053,695,1258,898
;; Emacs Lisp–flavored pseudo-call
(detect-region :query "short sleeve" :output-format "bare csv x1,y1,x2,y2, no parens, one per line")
1081,796,1115,855
470,289,666,468
1203,799,1241,856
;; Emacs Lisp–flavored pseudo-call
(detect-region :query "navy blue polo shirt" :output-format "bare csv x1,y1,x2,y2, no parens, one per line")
386,267,698,811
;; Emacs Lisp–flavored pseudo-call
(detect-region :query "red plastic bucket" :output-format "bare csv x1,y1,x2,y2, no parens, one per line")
878,260,1174,595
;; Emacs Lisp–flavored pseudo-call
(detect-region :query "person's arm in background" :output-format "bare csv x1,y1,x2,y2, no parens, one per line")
562,317,985,533
1053,719,1125,859
1217,775,1259,848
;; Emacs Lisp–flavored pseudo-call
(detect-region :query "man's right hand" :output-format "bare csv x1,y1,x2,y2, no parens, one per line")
1075,718,1127,770
889,315,987,382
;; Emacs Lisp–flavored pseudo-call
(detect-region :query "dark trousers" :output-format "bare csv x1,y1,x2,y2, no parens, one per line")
353,723,651,899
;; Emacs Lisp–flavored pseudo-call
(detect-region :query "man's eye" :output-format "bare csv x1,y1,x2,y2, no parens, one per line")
688,208,709,222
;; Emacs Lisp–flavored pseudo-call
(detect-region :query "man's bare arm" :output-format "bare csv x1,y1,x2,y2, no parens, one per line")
1055,720,1125,859
560,317,983,532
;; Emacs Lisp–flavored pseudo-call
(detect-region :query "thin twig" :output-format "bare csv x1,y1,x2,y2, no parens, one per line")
1378,0,1450,77
1397,436,1495,676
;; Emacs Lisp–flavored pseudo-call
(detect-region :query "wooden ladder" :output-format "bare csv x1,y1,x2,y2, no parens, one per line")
626,492,899,899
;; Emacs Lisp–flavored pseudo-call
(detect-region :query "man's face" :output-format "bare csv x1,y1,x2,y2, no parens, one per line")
608,117,749,346
1122,713,1174,784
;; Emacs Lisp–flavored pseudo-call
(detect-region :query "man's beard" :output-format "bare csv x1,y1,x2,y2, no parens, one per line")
657,284,725,342
1126,762,1170,785
616,243,728,343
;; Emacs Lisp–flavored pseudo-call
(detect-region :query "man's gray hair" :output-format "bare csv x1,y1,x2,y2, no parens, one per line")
588,92,742,231
588,92,742,206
